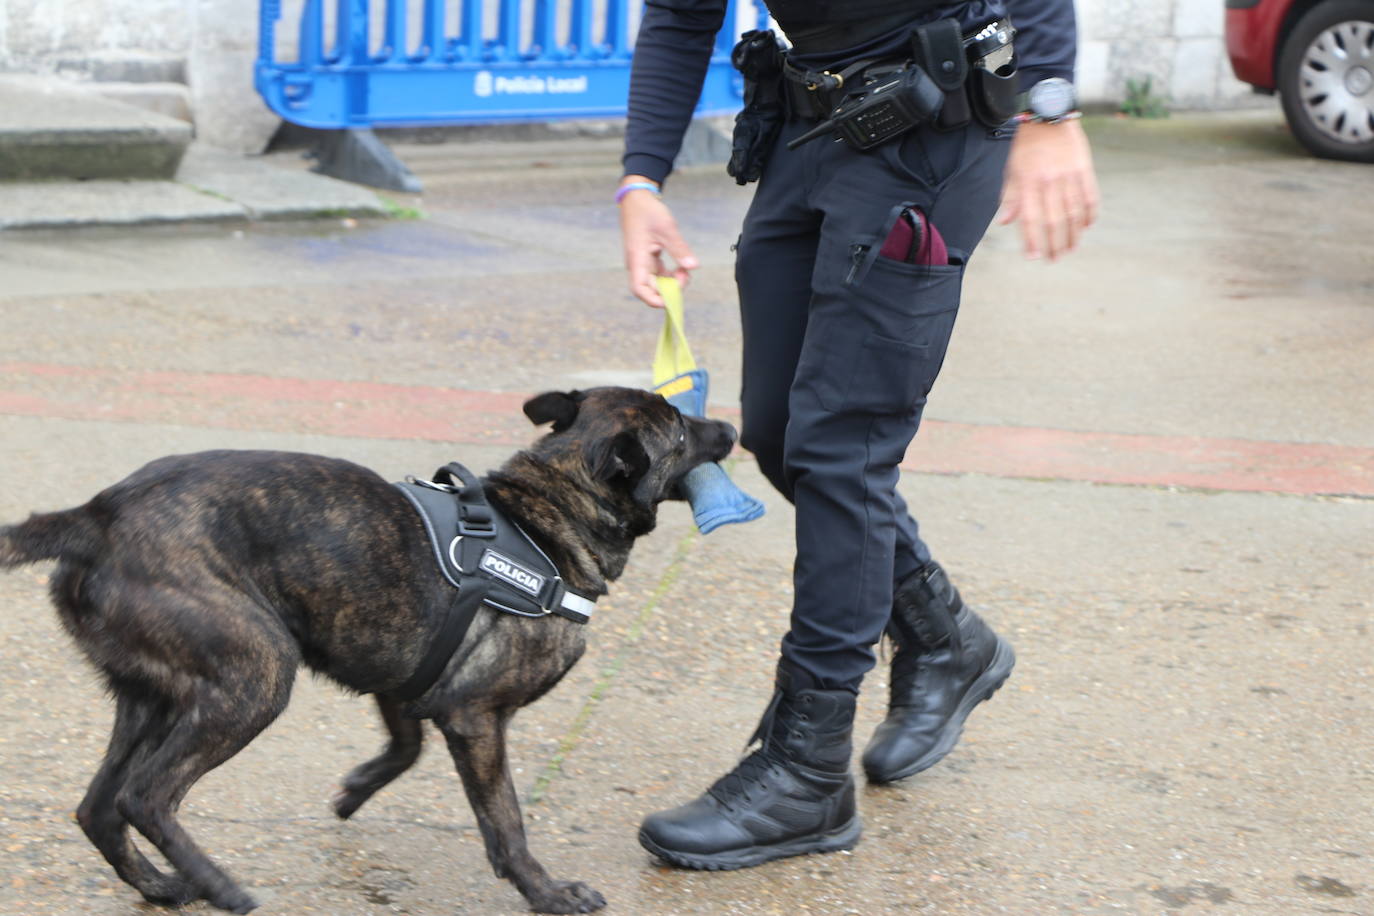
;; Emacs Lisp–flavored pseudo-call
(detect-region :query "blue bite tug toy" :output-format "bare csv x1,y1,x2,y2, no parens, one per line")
653,277,765,534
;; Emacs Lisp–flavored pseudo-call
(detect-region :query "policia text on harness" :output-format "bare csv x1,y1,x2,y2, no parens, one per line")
391,462,598,701
727,12,1019,184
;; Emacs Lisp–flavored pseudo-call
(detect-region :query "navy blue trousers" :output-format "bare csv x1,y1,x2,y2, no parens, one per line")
735,115,1012,691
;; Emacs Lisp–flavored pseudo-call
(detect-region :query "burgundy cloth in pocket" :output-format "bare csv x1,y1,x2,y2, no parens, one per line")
878,207,949,266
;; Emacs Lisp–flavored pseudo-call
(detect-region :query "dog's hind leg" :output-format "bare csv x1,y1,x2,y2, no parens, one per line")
332,695,423,820
436,710,606,915
77,692,197,906
115,653,296,914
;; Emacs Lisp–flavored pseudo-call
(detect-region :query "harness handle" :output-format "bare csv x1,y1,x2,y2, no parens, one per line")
433,462,496,538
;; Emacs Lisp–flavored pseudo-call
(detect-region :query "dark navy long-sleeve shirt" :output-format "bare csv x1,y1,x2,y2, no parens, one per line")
623,0,1077,184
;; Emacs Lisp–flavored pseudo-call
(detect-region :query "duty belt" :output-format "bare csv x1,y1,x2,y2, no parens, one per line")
783,56,904,119
392,461,598,701
781,18,1014,122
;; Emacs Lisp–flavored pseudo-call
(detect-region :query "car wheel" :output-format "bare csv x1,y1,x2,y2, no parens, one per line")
1277,0,1374,162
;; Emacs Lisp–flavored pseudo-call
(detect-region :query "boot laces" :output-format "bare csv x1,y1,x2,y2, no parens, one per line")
707,747,783,811
707,689,788,811
889,647,925,702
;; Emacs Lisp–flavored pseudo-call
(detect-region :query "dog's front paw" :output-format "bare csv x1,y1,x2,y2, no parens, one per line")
528,880,606,914
332,785,366,820
205,885,260,914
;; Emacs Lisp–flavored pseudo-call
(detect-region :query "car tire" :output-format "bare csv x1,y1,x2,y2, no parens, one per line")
1277,0,1374,162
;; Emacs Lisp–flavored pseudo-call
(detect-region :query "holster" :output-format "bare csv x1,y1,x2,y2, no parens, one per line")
727,29,786,185
968,67,1021,127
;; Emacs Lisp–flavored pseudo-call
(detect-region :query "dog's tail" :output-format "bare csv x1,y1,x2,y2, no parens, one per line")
0,508,99,569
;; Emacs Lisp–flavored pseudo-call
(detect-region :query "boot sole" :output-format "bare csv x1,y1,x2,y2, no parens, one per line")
638,815,862,871
865,636,1016,784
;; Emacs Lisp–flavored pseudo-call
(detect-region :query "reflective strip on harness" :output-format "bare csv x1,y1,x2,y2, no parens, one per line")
559,591,597,622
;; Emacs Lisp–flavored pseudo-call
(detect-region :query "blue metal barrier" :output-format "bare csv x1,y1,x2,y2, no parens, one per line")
257,0,765,128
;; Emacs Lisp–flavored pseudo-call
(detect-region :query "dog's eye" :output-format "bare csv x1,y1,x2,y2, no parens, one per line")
678,432,686,445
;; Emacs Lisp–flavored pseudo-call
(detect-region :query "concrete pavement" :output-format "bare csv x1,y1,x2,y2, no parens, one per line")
0,106,1370,915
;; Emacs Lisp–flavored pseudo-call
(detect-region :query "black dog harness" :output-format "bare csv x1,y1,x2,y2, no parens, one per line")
392,462,598,701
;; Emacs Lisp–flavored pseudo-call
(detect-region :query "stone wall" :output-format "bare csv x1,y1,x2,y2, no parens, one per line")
0,0,190,74
0,0,276,153
1076,0,1264,108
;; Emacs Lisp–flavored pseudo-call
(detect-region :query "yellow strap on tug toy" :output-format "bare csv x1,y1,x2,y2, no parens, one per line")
652,276,697,397
646,276,765,535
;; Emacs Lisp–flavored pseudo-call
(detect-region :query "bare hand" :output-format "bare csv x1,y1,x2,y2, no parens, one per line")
998,119,1100,261
618,177,699,308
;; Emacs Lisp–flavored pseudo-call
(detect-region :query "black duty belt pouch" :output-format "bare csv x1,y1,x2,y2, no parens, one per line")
727,29,785,185
784,64,944,151
912,19,971,130
969,66,1020,127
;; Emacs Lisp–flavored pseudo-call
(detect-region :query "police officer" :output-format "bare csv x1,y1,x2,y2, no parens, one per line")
619,0,1098,870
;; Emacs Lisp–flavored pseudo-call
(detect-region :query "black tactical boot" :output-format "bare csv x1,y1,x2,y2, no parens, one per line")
862,561,1015,784
638,663,861,870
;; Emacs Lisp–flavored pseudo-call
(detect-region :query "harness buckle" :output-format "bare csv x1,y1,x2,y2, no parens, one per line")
541,575,565,614
457,508,496,538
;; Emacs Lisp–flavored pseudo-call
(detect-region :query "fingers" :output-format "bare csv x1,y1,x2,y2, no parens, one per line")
628,251,666,308
997,180,1022,227
658,222,698,293
1040,175,1068,261
1055,169,1097,258
620,195,694,308
1001,120,1100,262
1080,167,1101,228
1053,177,1081,259
1057,151,1101,255
1011,172,1096,260
622,219,663,307
661,225,700,275
1017,181,1045,260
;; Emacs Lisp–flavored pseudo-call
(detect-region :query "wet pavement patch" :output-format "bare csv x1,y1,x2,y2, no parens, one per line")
329,861,418,908
1146,882,1236,907
1295,874,1357,897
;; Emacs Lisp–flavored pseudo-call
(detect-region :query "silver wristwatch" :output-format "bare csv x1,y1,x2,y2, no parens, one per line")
1019,77,1079,124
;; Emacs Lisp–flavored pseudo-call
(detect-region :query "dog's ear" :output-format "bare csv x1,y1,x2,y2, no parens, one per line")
590,430,651,487
523,390,583,432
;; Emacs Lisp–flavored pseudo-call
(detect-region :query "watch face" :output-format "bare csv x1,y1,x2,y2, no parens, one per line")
1029,78,1075,119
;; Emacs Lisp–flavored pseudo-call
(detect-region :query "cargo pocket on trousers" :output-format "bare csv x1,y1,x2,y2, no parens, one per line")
827,257,963,415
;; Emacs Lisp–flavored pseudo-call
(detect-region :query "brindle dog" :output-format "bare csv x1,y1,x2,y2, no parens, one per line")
0,387,735,914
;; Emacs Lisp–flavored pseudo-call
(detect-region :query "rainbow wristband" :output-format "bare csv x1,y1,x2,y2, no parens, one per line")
1013,110,1084,125
615,181,661,205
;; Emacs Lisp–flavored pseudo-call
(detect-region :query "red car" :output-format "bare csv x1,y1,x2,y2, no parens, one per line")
1226,0,1374,161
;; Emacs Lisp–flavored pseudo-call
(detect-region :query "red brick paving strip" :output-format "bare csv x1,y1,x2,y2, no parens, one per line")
2,363,1370,497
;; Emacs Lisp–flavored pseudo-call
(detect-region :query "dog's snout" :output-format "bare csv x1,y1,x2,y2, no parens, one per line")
681,415,737,464
707,419,736,461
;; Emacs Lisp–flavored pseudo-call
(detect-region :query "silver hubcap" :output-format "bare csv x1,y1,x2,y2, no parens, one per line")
1299,19,1374,144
